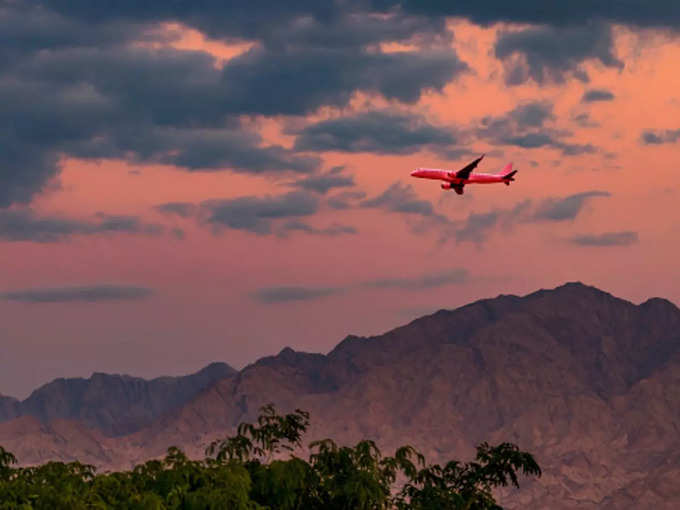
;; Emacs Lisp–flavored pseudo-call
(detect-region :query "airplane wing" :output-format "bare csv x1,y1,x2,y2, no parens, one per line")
454,154,484,180
453,184,464,195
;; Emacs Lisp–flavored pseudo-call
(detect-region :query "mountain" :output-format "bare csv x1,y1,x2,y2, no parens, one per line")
1,283,679,508
0,394,20,422
0,362,236,436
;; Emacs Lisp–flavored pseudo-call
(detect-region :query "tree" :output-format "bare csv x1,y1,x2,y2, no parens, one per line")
0,446,16,481
0,405,541,508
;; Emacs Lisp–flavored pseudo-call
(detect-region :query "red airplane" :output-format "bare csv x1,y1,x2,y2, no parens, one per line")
410,155,517,194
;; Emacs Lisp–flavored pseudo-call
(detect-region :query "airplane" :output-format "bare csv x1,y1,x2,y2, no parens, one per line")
410,154,517,195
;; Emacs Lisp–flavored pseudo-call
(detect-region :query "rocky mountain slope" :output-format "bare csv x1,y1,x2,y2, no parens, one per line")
1,282,679,508
0,395,20,422
0,362,236,436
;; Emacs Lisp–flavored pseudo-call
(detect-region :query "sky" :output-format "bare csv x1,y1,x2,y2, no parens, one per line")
1,1,679,398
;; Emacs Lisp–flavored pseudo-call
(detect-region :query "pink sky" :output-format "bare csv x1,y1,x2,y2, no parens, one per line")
2,14,679,398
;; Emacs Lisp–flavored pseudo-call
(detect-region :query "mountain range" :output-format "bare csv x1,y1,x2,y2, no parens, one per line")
1,282,679,509
0,362,236,436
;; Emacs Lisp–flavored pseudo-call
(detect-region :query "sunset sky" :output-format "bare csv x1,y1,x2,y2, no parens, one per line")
2,1,679,398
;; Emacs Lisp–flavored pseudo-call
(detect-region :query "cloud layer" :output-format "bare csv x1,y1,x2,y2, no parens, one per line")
1,285,153,303
0,209,164,242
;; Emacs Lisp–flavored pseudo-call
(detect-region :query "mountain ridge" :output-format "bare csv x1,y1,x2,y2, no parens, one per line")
0,362,237,436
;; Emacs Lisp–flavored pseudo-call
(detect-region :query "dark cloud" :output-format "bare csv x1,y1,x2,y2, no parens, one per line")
0,1,467,206
477,101,597,156
201,191,319,235
444,193,610,245
494,23,623,85
155,202,197,218
40,1,451,49
559,142,597,156
0,209,164,243
365,269,468,290
0,285,153,303
291,170,355,194
533,191,611,221
292,111,457,155
0,48,320,205
508,101,555,128
157,130,321,173
381,1,680,29
0,2,152,66
501,132,556,148
454,200,531,244
254,268,468,304
570,231,638,246
41,0,680,38
222,47,467,115
361,182,438,218
280,220,357,237
572,113,599,128
94,213,165,235
455,210,501,244
253,286,340,304
327,191,367,210
157,191,358,237
641,129,680,144
582,89,615,102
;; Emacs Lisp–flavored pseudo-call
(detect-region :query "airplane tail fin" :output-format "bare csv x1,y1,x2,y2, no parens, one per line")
501,163,517,179
500,162,513,176
502,163,517,185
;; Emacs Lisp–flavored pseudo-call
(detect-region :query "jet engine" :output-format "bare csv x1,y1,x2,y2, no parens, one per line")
441,182,452,190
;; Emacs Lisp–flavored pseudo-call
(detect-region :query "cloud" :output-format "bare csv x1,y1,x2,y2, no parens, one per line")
42,1,680,39
0,285,153,303
254,268,469,305
494,23,623,85
361,182,438,218
327,191,367,210
384,1,680,28
365,269,468,290
444,194,610,245
201,191,319,235
39,2,452,49
477,101,597,156
454,200,531,244
291,170,355,194
292,110,457,155
570,231,639,246
582,89,615,102
508,101,555,128
0,1,468,206
0,209,164,242
223,48,467,115
280,220,357,237
641,129,680,144
455,211,501,244
156,191,358,237
572,113,599,128
532,191,611,221
253,286,341,304
155,202,197,218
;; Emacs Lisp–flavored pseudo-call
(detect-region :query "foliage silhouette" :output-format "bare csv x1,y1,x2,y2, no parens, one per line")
0,405,540,509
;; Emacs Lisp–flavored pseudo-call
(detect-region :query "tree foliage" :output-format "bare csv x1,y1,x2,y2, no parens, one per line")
0,405,540,509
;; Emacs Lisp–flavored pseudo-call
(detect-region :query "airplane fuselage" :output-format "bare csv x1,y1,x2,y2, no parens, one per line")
410,168,512,185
